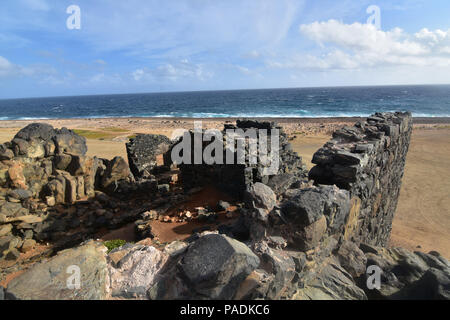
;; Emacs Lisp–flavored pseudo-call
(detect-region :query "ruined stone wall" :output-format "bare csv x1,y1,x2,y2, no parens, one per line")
174,113,412,249
175,120,308,198
309,112,412,246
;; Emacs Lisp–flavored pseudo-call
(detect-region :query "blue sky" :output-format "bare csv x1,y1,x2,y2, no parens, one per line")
1,0,450,98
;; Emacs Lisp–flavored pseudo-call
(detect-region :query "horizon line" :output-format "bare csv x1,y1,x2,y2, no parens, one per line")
1,83,450,101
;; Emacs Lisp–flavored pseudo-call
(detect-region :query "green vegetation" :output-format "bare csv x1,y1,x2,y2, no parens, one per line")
103,126,129,133
73,129,114,140
73,127,130,140
103,239,127,253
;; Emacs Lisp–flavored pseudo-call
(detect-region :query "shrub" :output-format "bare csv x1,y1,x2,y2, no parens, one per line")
104,239,127,253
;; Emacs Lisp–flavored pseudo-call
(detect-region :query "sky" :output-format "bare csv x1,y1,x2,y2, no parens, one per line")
1,0,450,99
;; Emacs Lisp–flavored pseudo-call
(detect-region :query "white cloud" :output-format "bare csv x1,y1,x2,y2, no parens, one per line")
132,69,145,81
78,0,303,58
88,73,122,85
268,20,450,71
0,56,16,77
0,55,60,81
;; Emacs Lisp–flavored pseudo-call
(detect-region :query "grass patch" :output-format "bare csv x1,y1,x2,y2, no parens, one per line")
104,239,127,253
103,126,129,133
73,129,113,140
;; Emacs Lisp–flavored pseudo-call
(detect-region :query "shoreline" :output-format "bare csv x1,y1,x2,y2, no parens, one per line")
0,116,449,124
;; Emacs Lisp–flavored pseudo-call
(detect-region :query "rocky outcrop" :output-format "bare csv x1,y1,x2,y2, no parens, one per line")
294,258,368,300
0,123,153,266
12,123,87,158
360,245,450,300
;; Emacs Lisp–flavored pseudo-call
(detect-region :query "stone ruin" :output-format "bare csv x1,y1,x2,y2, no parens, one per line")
0,123,179,254
1,112,450,300
174,119,309,198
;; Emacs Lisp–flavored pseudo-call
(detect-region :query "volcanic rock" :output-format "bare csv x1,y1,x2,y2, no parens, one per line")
179,234,260,299
5,240,108,300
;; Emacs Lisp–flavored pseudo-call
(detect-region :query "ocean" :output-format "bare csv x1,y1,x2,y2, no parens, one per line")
0,85,449,120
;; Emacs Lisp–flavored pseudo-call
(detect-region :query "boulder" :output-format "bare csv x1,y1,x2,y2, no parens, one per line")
0,235,22,255
245,182,276,211
361,246,450,299
294,215,327,251
0,144,14,160
392,267,450,300
281,187,327,226
126,134,172,179
108,244,168,298
5,241,108,300
320,185,351,235
7,161,27,190
0,224,13,237
179,234,260,299
5,247,21,261
267,173,296,195
101,156,131,189
11,137,45,158
234,269,274,300
336,240,367,278
13,123,87,157
163,240,188,257
293,259,367,300
20,239,36,253
54,154,72,170
44,178,65,204
260,249,296,299
14,123,55,141
53,127,87,156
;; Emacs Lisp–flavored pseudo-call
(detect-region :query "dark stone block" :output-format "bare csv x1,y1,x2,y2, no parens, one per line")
126,134,172,179
179,234,259,299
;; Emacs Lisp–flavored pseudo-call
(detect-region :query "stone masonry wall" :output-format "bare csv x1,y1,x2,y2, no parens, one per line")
175,120,308,198
309,112,412,246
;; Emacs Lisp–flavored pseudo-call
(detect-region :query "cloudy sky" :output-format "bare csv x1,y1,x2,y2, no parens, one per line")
1,0,450,98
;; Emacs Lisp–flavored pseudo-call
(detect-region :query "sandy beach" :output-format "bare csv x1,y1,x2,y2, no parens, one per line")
1,117,449,258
